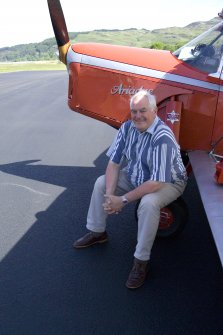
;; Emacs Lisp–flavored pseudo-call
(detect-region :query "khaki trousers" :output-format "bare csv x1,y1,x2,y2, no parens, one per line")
87,170,186,261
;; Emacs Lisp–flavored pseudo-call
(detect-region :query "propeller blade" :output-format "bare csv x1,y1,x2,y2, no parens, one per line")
47,0,70,64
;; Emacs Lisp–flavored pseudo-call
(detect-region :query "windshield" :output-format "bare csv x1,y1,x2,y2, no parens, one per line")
173,21,223,74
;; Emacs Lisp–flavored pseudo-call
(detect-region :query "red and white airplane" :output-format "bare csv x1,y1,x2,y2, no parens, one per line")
47,0,223,265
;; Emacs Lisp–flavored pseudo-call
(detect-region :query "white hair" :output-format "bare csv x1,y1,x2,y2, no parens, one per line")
130,89,157,110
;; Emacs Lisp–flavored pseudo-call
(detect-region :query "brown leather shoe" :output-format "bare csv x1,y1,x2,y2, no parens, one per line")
73,231,108,249
125,258,149,289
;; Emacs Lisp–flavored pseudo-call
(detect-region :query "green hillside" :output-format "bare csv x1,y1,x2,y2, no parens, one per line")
0,17,220,62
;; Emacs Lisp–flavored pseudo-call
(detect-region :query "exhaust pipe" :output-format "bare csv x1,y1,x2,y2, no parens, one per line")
47,0,70,64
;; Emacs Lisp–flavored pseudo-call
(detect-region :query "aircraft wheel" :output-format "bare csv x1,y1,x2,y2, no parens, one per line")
134,197,188,238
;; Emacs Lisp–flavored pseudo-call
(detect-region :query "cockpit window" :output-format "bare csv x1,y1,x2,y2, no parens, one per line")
173,21,223,74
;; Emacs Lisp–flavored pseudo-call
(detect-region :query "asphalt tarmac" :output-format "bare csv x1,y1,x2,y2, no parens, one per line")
0,71,223,335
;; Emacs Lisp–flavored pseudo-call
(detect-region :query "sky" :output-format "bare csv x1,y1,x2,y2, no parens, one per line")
0,0,222,48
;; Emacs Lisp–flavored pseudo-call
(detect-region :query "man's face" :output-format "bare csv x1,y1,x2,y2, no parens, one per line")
130,96,157,132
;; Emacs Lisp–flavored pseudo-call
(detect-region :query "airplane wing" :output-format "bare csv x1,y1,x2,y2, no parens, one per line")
188,150,223,267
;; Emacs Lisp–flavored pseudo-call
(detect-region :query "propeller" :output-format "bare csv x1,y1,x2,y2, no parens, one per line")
47,0,70,64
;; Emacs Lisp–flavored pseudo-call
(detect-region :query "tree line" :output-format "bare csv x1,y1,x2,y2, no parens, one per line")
0,19,217,62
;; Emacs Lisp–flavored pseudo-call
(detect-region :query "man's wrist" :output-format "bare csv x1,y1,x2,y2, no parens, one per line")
121,195,129,205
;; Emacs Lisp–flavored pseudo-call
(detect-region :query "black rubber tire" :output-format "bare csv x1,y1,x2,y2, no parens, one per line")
135,197,189,238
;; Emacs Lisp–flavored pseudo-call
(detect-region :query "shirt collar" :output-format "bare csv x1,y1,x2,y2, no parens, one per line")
146,116,159,134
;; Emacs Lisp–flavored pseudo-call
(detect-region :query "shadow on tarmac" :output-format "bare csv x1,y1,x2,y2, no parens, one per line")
0,153,223,335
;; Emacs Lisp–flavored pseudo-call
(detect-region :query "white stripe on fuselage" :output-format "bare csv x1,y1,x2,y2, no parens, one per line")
67,49,222,92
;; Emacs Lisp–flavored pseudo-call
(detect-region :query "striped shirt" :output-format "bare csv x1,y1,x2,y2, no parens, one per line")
107,116,187,187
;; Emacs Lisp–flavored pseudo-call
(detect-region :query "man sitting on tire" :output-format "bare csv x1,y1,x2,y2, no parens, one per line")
73,89,187,289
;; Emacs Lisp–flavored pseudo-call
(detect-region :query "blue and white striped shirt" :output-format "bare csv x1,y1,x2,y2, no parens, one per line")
107,117,187,187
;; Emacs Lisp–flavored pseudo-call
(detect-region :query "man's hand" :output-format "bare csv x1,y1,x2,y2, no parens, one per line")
103,195,124,215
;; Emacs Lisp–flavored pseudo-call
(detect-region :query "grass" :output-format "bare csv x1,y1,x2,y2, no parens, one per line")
0,61,66,73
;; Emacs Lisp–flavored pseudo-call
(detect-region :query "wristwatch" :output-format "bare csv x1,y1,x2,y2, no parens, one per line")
121,195,129,205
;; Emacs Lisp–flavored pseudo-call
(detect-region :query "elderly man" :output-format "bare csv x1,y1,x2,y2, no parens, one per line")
73,89,187,289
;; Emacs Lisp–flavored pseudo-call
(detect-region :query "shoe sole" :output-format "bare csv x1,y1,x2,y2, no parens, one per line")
125,281,145,289
73,238,108,249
